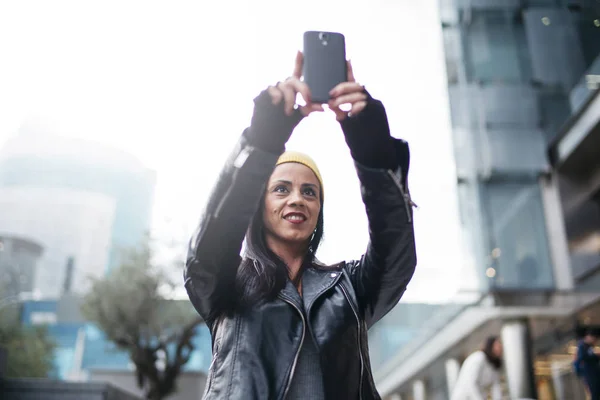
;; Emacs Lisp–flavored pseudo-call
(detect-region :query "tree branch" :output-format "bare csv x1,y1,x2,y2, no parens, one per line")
162,317,202,391
81,239,201,400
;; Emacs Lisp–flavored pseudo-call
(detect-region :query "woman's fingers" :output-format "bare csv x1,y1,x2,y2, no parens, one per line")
350,100,367,117
331,105,348,121
331,99,367,121
347,60,356,83
267,52,329,117
329,84,368,121
271,75,366,120
328,91,367,109
285,78,311,105
276,77,313,116
328,66,367,120
277,83,297,116
293,51,304,79
267,86,283,105
330,81,364,98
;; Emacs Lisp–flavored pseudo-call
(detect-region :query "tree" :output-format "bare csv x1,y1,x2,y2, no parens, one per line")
0,304,56,378
81,241,203,400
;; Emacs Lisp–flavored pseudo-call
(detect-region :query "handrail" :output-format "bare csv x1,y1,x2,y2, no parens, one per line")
373,291,487,380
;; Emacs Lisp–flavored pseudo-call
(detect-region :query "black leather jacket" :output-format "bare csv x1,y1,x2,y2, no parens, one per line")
184,98,417,400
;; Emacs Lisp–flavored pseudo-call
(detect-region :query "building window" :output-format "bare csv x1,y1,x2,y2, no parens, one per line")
481,180,555,291
460,8,532,84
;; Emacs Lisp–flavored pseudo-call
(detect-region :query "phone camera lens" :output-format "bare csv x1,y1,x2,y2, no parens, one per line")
318,32,329,41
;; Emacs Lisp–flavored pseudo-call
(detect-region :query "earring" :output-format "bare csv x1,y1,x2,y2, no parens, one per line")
308,229,317,253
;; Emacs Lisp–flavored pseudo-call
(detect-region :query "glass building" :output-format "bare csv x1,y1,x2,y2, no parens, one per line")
370,1,600,399
0,126,156,297
0,125,162,384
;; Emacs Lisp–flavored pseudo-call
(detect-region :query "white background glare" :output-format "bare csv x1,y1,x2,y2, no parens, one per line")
0,0,471,303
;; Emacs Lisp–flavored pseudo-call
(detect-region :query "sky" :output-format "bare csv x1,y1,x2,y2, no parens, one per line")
0,0,471,303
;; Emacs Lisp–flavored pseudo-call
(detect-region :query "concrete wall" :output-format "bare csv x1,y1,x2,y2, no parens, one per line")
1,379,141,400
90,370,207,400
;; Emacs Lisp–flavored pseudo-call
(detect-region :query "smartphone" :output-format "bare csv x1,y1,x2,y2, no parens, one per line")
302,31,347,104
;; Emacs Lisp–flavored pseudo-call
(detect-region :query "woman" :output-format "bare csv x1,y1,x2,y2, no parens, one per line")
451,336,504,400
184,51,417,400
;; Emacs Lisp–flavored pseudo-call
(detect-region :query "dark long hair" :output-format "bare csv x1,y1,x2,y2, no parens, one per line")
234,189,325,308
482,336,502,370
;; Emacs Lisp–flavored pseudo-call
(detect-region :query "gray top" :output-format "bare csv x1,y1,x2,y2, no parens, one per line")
286,288,325,399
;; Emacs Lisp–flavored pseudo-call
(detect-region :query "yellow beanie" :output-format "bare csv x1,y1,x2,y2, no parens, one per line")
275,151,324,200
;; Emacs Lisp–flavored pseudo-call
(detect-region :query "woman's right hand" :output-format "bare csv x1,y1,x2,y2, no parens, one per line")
267,51,324,117
246,52,323,154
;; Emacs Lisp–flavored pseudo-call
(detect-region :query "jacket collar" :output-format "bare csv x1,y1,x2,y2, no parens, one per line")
278,263,344,313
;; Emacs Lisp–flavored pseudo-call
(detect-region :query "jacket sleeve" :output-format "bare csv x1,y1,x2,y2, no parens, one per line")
183,89,304,324
183,136,281,323
345,137,417,329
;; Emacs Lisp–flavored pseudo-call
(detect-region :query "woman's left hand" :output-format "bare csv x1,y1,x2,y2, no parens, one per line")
328,61,367,122
329,61,398,170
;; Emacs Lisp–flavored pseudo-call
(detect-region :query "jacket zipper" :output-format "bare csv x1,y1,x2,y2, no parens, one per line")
204,317,225,396
387,169,413,223
203,351,218,395
339,283,364,400
279,296,306,400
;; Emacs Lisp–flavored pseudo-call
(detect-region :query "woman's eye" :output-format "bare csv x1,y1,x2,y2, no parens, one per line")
303,188,317,197
274,185,288,193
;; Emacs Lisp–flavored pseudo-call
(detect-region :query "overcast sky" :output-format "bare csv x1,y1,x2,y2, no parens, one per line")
0,0,472,302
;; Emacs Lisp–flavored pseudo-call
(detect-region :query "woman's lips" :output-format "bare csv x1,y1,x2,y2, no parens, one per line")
284,213,307,225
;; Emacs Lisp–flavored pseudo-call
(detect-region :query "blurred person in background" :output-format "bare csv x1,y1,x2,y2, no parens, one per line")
575,328,600,400
451,336,503,400
183,51,417,400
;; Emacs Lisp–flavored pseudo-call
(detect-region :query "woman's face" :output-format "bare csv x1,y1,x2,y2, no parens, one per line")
263,163,321,251
492,339,503,358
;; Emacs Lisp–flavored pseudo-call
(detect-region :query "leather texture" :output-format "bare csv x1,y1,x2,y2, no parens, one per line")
184,118,416,400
